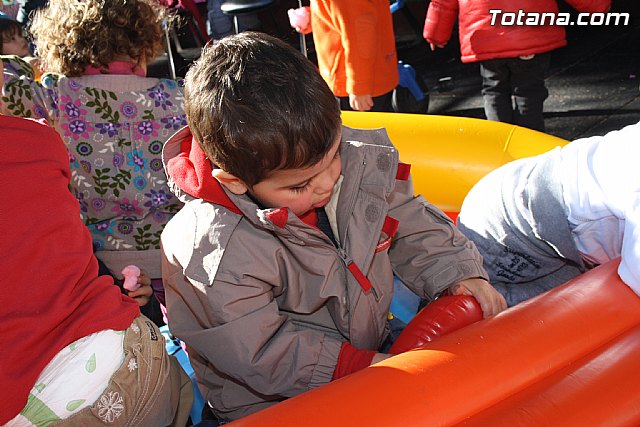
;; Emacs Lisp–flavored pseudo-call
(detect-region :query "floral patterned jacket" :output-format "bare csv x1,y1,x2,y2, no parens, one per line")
1,56,185,279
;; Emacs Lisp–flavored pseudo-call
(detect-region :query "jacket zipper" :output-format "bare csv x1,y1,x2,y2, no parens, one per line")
337,248,379,301
303,225,379,301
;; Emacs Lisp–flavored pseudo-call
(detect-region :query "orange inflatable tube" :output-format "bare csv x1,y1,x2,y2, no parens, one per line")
231,260,640,426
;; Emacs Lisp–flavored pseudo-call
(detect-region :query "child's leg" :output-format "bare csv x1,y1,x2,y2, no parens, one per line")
54,316,194,426
480,58,514,124
492,262,583,306
511,52,551,132
207,0,234,39
206,0,259,39
458,155,582,306
370,91,394,113
9,316,193,426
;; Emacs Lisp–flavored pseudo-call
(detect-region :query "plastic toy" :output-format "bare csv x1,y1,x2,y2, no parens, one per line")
388,295,482,354
121,265,141,291
287,6,309,33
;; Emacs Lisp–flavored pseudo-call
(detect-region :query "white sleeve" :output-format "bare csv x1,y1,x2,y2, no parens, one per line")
619,196,640,296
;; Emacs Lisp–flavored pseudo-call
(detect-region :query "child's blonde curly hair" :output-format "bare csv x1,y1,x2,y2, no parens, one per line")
29,0,173,76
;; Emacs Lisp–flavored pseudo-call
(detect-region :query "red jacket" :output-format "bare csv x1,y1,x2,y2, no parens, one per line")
311,0,399,97
423,0,611,63
0,116,140,423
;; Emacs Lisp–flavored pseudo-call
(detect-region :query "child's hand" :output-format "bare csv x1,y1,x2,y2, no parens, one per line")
122,264,141,291
349,94,374,111
448,278,507,318
122,266,153,307
23,56,43,80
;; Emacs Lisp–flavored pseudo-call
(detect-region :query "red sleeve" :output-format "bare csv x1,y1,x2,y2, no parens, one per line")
332,342,377,380
565,0,611,13
423,0,458,46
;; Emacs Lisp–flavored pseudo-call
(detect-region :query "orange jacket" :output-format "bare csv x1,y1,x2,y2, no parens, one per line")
310,0,399,97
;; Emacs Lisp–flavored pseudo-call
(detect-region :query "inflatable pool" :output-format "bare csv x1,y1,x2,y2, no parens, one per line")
227,113,640,426
342,111,566,219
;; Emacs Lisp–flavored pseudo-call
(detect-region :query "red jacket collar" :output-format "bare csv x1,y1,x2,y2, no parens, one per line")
165,130,321,227
166,134,242,215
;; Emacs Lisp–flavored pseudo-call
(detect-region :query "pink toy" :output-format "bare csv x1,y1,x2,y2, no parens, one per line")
121,265,141,291
287,7,311,34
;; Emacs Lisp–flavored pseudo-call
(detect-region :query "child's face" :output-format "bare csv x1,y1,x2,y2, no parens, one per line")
248,133,342,217
2,31,29,57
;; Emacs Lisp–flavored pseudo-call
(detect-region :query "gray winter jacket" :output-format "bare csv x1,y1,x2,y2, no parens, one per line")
161,125,488,421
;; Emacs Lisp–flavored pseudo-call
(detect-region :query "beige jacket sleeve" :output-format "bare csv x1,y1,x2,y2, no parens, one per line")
387,173,489,300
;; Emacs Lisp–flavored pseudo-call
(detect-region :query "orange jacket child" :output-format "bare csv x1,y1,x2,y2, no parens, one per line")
291,0,399,111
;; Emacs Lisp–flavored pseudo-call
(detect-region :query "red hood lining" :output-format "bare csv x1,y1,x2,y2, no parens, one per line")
165,132,418,237
166,135,241,215
166,134,320,230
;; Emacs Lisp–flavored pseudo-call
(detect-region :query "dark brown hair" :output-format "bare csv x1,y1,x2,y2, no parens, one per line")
0,18,24,55
183,32,342,187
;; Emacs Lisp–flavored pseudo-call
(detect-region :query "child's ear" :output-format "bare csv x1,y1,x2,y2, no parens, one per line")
211,169,249,195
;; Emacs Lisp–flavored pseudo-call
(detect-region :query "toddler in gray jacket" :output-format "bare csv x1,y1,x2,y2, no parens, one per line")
160,32,506,422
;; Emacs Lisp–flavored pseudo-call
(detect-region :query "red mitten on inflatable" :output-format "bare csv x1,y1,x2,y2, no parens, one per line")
389,295,483,354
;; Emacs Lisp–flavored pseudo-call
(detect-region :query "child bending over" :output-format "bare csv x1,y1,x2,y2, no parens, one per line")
0,115,193,426
161,32,506,422
458,120,640,306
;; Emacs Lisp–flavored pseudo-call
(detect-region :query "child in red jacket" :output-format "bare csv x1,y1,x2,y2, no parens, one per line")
424,0,611,132
0,115,193,426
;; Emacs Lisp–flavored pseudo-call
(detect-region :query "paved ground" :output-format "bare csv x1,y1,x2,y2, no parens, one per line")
397,0,640,141
154,1,640,142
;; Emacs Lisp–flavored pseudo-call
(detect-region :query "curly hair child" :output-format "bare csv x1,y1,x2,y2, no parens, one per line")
28,0,170,76
1,0,187,323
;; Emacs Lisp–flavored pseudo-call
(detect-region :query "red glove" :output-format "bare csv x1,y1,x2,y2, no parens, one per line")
389,295,483,354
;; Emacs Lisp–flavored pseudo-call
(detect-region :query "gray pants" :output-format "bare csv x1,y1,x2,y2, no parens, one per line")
457,150,585,306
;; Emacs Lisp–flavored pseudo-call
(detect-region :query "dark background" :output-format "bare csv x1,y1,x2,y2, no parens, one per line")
157,0,640,141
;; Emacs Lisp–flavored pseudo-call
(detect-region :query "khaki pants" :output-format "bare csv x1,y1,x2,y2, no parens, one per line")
53,315,194,427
